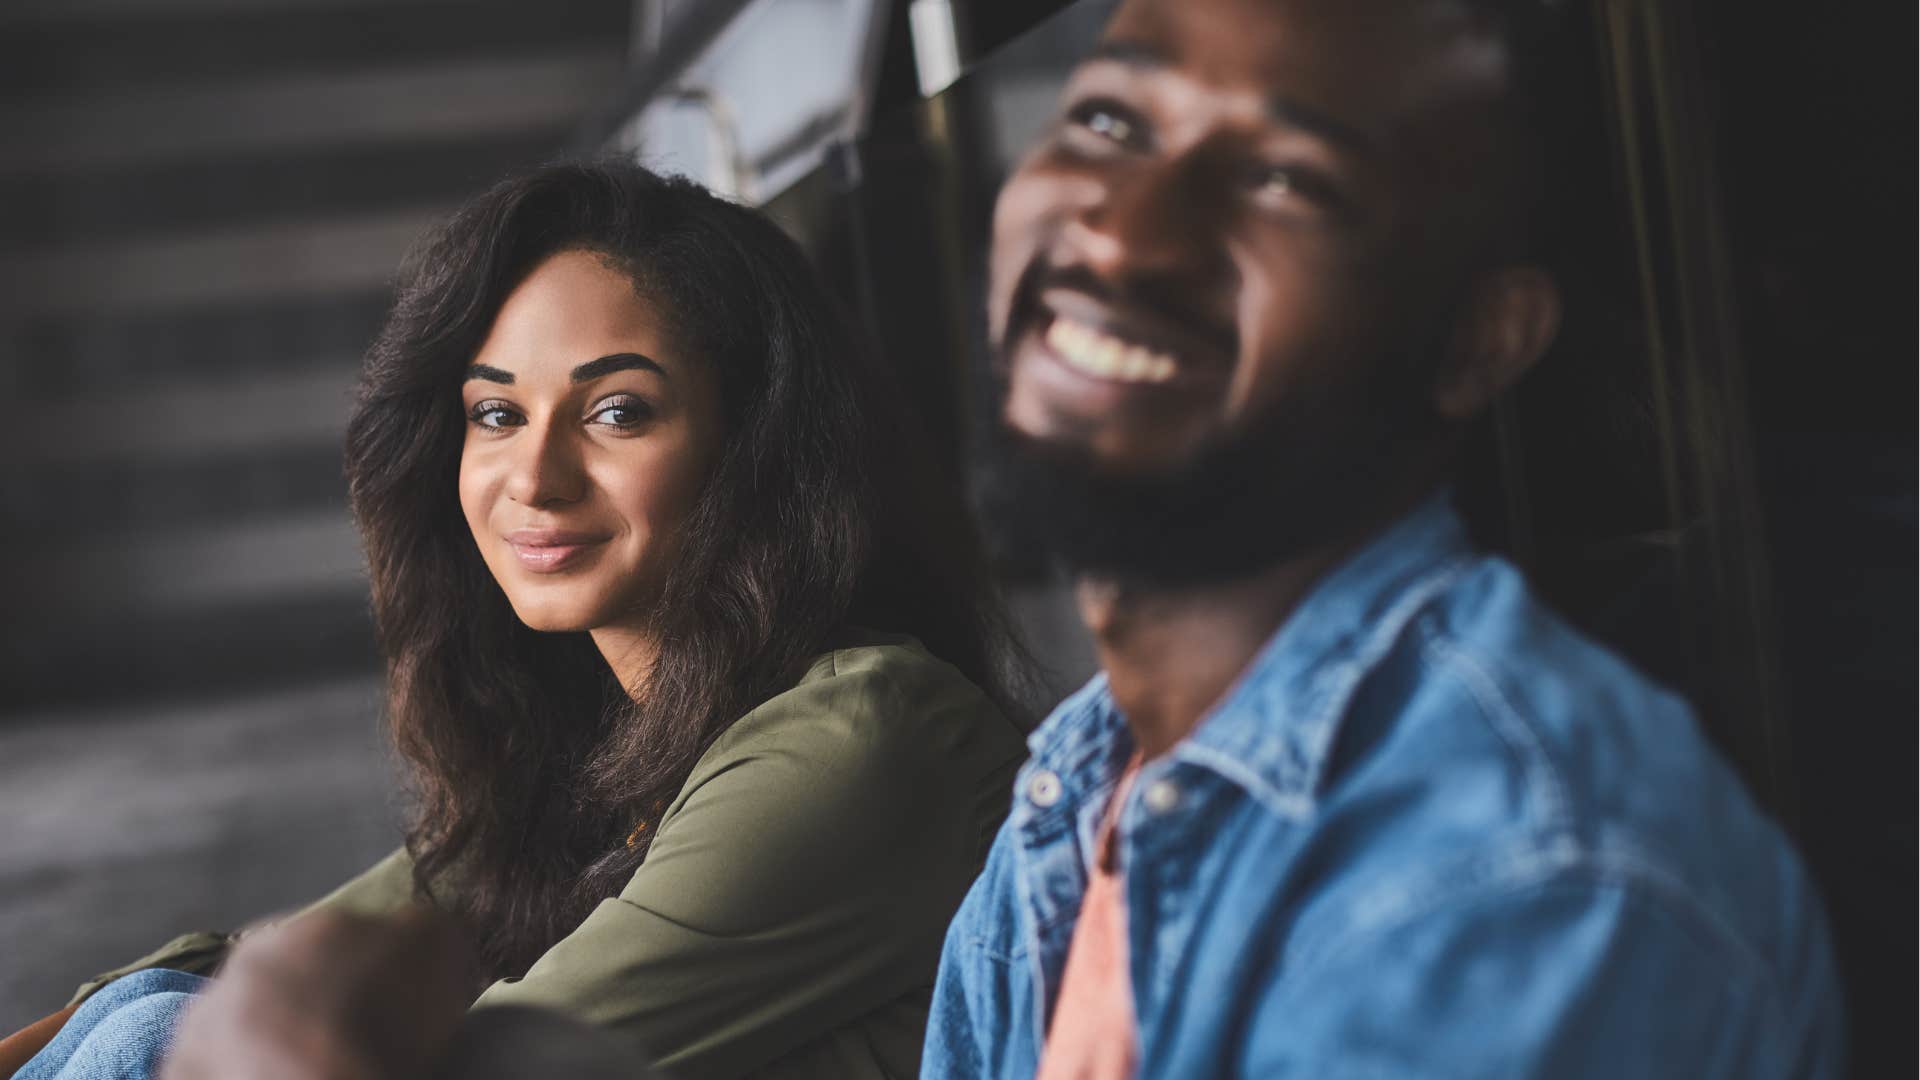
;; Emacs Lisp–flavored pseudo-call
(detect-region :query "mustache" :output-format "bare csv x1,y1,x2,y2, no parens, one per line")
1011,261,1238,358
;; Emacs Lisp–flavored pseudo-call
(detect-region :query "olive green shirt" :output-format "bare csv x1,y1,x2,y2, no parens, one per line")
74,635,1026,1079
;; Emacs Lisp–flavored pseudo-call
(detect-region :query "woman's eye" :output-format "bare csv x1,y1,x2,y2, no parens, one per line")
468,402,522,429
588,397,653,428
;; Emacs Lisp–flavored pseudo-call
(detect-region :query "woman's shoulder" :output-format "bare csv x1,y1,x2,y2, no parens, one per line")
698,628,1020,780
805,626,979,693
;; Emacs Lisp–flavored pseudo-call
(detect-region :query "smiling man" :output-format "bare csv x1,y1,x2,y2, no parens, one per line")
925,0,1845,1077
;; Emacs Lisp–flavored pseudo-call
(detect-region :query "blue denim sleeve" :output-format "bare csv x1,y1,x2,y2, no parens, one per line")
1240,878,1845,1079
923,818,1028,1080
923,899,987,1080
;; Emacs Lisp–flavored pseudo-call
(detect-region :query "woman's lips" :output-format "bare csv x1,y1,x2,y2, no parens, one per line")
503,529,610,574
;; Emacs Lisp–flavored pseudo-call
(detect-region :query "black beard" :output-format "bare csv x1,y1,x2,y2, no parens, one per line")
979,381,1439,589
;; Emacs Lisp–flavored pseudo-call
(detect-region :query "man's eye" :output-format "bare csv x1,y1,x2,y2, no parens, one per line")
1064,99,1146,151
468,402,522,429
1254,167,1296,199
1245,163,1345,215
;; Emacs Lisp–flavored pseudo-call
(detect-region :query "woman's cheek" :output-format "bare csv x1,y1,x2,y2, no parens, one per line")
456,456,493,546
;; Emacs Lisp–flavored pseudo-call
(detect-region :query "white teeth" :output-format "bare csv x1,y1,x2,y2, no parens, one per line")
1042,317,1178,383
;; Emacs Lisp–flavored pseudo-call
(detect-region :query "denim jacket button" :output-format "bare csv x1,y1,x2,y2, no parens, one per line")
1144,779,1181,815
1027,770,1063,808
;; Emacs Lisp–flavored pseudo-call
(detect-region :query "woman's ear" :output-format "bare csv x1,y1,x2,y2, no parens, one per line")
1433,266,1562,421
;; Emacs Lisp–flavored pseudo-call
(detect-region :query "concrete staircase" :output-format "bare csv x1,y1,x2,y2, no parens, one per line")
0,0,633,710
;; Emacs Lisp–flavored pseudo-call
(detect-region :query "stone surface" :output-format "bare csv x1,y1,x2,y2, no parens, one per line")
0,677,399,1031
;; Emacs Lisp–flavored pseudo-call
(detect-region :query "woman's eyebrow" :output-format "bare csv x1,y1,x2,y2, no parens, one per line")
464,364,515,384
571,352,666,382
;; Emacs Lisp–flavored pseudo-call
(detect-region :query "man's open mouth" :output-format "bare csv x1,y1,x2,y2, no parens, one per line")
1043,315,1179,384
1027,281,1236,394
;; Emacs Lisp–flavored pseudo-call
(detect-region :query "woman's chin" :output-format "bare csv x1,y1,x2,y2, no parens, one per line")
507,604,599,635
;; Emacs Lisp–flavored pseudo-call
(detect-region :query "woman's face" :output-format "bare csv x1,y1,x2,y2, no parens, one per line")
459,249,724,636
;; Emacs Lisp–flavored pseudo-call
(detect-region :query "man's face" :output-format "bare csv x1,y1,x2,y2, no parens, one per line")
991,0,1519,491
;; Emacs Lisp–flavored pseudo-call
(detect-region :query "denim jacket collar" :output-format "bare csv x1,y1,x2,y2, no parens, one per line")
1024,491,1475,822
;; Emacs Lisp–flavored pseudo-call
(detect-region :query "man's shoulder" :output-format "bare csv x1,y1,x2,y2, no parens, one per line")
1389,553,1718,826
1299,554,1828,1010
1246,821,1844,1077
1369,552,1789,857
1415,553,1689,727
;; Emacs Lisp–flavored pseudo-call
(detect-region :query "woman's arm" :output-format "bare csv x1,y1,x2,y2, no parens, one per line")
0,1003,79,1078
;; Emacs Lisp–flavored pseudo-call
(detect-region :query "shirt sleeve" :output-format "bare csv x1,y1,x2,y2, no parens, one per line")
472,654,1014,1079
1240,878,1844,1079
64,932,233,1007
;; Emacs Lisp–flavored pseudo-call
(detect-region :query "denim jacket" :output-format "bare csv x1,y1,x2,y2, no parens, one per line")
925,495,1844,1078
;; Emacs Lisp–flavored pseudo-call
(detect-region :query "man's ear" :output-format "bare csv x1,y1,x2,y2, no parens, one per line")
1433,266,1562,420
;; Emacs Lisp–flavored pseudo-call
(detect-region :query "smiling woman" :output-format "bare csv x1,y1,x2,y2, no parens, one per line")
455,252,726,656
6,161,1028,1080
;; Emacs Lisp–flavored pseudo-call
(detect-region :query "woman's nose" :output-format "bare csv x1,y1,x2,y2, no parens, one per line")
502,420,587,507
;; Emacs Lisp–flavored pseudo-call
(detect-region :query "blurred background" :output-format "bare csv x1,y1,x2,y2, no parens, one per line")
0,0,1910,1072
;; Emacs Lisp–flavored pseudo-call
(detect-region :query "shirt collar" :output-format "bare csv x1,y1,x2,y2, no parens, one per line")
1028,491,1475,820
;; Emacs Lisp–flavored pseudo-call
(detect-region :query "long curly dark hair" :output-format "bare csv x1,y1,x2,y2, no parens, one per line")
344,161,1014,980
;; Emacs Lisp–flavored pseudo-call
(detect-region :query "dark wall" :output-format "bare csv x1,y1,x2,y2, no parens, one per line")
1706,4,1915,1074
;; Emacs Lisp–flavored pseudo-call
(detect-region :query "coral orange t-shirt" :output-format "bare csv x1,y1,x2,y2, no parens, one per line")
1034,754,1144,1080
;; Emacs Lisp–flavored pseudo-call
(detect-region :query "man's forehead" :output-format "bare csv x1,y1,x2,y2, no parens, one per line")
1101,0,1479,48
1091,0,1510,126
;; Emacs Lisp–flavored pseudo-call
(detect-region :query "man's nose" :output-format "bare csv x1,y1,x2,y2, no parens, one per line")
1066,156,1225,285
503,419,587,508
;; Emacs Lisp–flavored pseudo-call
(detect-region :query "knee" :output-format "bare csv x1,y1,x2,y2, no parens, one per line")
98,990,195,1036
105,969,205,1002
62,991,196,1078
71,968,205,1025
